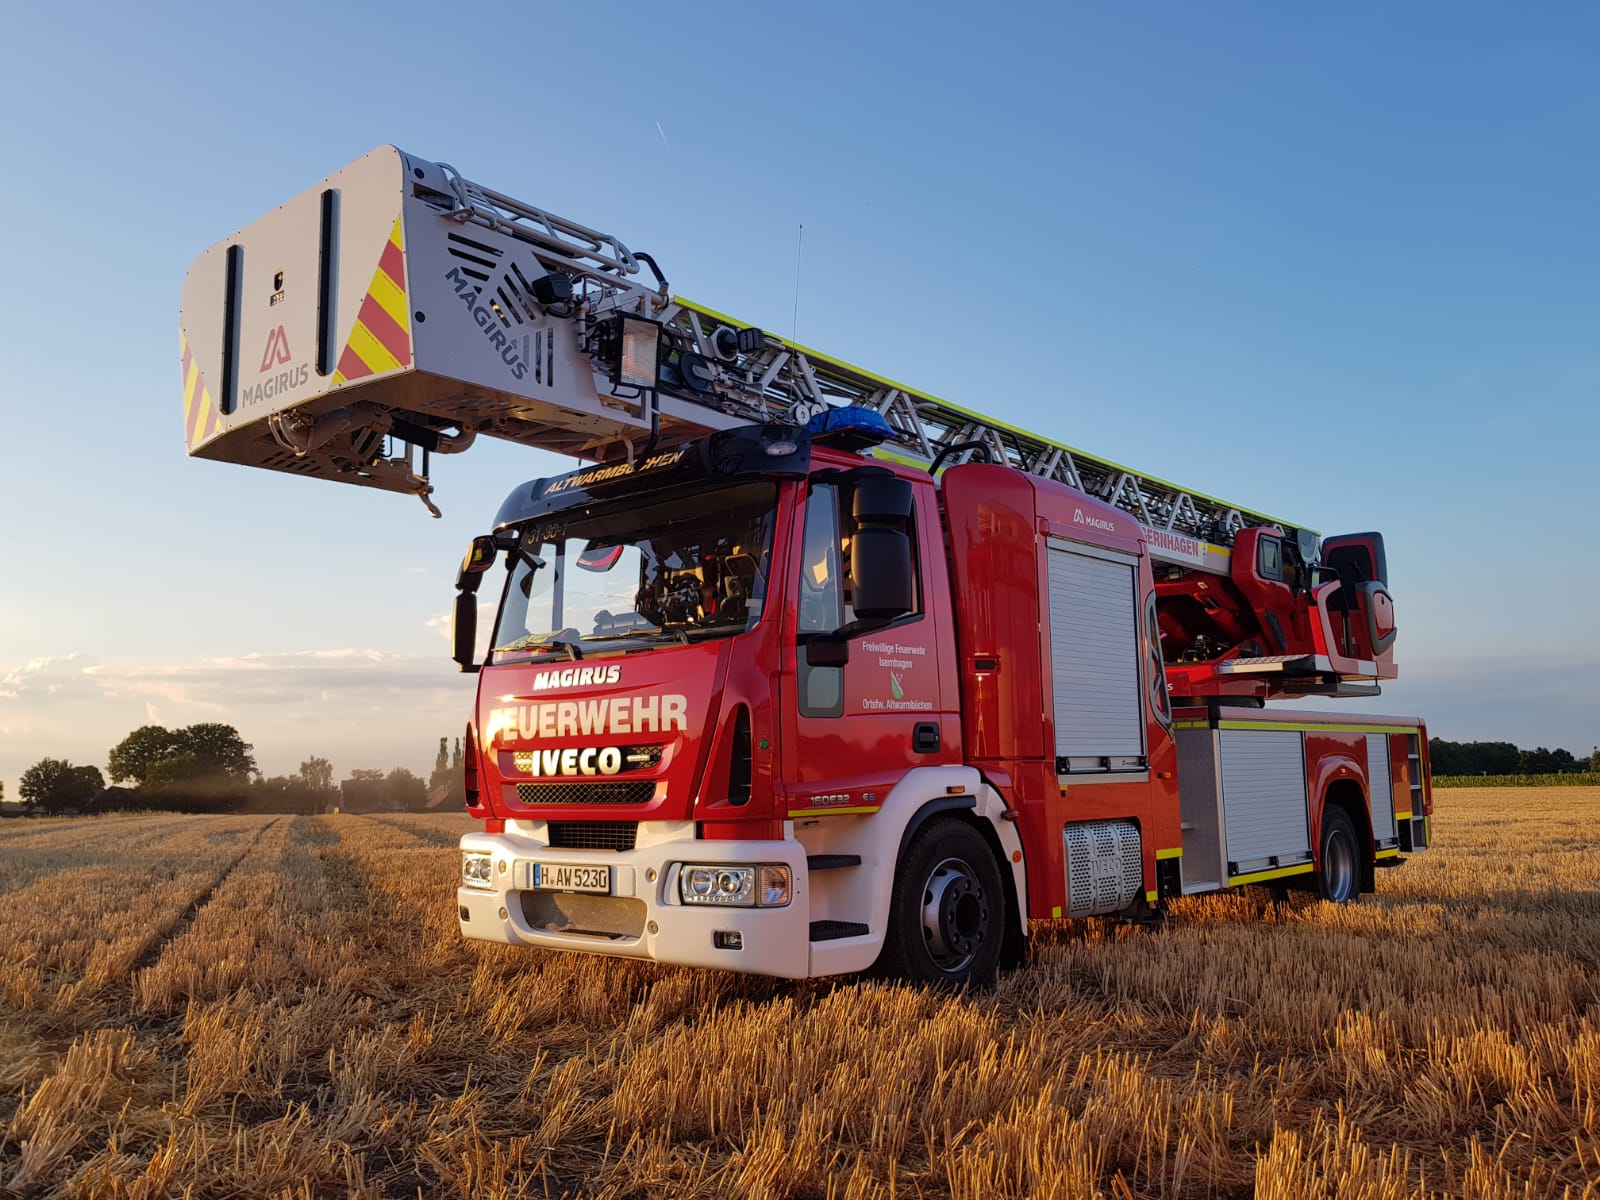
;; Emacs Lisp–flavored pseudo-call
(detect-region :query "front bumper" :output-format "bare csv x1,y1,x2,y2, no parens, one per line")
457,820,813,978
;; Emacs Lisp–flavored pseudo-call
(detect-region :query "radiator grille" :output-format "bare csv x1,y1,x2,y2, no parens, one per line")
546,821,638,852
517,781,655,806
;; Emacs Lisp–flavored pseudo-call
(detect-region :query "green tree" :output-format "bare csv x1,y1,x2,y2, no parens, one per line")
1519,747,1556,775
19,758,105,814
385,767,428,811
1430,739,1520,776
146,753,207,787
340,769,386,812
107,725,180,784
297,756,334,793
108,723,258,787
179,723,258,780
425,732,464,809
430,734,465,808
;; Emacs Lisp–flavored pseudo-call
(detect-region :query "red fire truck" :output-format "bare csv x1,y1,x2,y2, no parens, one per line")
180,147,1432,985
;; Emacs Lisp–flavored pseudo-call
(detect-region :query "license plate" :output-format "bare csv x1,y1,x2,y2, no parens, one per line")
531,862,611,894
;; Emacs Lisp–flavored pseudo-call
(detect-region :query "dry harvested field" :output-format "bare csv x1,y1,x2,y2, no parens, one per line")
1,790,1597,1199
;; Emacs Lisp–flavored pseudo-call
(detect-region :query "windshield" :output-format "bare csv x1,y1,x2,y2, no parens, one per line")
491,481,778,663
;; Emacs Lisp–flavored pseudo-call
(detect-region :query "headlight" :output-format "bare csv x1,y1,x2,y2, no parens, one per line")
758,864,792,907
461,851,495,889
678,864,791,907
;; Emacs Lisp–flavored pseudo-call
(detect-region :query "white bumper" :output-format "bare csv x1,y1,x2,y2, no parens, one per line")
456,820,813,978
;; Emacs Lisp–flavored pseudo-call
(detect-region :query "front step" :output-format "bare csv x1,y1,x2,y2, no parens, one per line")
809,919,869,941
806,854,862,871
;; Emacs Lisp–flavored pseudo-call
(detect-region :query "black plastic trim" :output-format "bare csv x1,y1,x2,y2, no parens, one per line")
806,854,862,871
219,244,243,415
809,919,869,941
316,188,340,376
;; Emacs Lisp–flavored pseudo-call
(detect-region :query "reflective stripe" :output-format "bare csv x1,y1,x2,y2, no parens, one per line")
1215,720,1423,735
1228,863,1315,887
332,216,412,385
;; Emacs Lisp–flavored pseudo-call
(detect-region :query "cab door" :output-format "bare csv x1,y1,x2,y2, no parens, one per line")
779,473,956,819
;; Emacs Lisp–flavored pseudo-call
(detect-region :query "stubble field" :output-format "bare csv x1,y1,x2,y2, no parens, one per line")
0,788,1596,1199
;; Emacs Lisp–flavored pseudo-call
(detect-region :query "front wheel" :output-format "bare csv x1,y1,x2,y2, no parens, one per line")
1317,805,1361,903
877,818,1006,987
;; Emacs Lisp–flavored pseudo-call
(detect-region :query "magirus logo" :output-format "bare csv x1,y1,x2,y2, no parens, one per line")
531,665,622,691
445,267,530,380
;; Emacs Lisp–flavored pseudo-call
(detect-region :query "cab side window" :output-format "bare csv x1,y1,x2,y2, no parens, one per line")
798,484,843,635
795,476,922,717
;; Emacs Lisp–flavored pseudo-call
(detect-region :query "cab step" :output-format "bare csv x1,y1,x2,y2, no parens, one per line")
806,854,862,871
809,919,869,941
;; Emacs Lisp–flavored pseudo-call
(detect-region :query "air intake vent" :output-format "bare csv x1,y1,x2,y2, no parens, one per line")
445,231,502,283
547,821,638,852
1063,820,1144,917
519,781,656,806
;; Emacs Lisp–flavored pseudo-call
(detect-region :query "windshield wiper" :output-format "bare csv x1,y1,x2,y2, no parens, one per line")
491,632,583,659
587,627,692,646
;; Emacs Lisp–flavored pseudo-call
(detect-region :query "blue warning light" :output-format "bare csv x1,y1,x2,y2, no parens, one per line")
805,405,895,448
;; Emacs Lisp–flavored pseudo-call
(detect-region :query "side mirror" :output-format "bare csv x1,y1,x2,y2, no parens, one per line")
456,535,499,590
850,472,914,620
452,535,498,673
452,591,480,673
805,637,850,668
852,473,913,522
851,528,912,619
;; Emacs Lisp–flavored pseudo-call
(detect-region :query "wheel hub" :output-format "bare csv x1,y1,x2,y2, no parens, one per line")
1326,831,1356,901
920,856,991,971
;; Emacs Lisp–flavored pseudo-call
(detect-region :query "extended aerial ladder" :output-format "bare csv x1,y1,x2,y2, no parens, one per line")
179,146,1396,699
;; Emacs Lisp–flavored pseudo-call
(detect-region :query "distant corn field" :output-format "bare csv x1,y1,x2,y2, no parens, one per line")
1433,773,1600,787
0,789,1596,1198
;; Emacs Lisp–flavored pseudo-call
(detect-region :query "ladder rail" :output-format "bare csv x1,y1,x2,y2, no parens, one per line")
416,159,1309,552
656,298,1302,550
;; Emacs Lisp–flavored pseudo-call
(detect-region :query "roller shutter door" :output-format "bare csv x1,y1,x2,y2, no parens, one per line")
1048,545,1144,767
1220,728,1311,869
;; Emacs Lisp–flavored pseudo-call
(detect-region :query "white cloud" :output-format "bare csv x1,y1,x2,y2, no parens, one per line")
1,648,475,796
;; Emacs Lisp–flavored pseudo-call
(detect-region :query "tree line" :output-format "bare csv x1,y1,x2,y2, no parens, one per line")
1429,738,1600,777
8,724,466,816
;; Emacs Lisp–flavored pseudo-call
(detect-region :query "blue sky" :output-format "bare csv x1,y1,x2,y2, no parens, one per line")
3,2,1599,797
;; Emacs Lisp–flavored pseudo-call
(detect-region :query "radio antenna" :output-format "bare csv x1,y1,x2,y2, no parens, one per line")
792,223,804,341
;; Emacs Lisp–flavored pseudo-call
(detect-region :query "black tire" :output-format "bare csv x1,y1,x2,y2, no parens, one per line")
877,818,1006,987
1317,805,1361,904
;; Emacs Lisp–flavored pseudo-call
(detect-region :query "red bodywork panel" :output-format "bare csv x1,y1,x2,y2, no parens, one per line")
777,465,962,818
464,437,1426,931
469,448,964,836
941,464,1181,919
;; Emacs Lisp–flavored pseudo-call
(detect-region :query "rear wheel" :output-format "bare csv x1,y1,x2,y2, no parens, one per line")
877,818,1006,987
1317,805,1361,904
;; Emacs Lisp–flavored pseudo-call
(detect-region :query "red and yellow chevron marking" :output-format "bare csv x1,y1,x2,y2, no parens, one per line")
333,216,412,384
180,330,222,450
